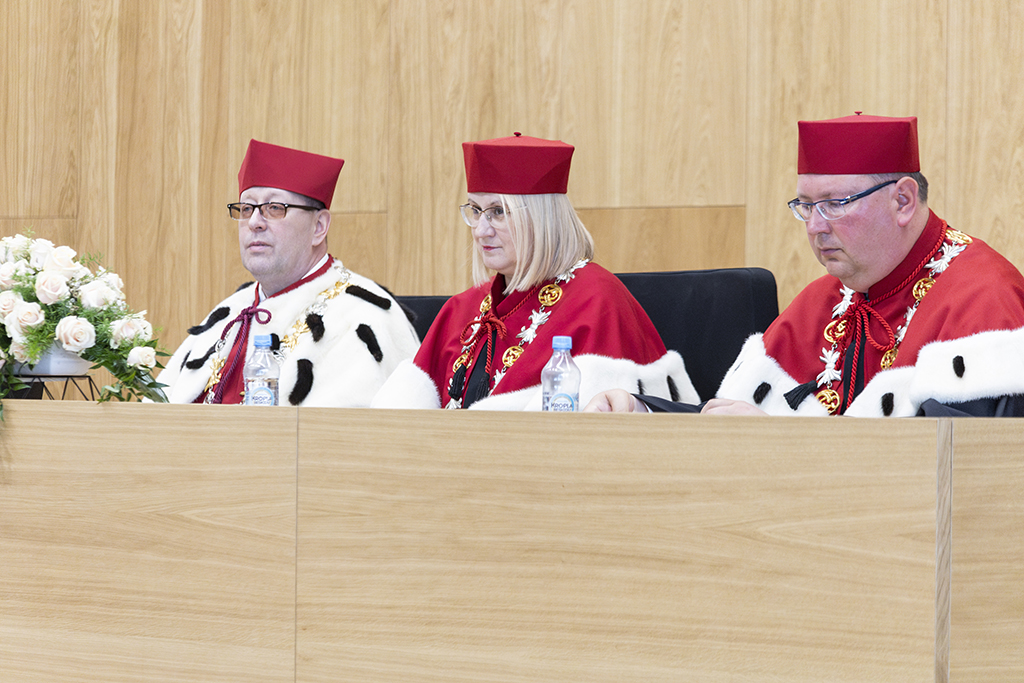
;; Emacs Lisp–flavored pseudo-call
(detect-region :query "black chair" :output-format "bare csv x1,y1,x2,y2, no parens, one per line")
396,267,779,402
616,268,778,401
395,294,450,341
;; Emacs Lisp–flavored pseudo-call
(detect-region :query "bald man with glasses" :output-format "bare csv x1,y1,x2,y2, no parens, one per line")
159,139,419,406
588,114,1024,417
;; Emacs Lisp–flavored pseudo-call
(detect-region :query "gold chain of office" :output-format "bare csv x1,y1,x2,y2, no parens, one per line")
202,265,352,397
814,227,972,415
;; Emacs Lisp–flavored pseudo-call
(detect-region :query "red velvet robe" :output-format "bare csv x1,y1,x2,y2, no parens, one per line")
413,262,671,407
759,211,1024,413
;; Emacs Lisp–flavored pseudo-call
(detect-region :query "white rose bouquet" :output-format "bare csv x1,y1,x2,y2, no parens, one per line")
0,232,168,412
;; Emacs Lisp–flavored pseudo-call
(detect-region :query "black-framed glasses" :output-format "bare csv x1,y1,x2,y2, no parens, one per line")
227,202,320,221
787,180,898,222
459,203,507,227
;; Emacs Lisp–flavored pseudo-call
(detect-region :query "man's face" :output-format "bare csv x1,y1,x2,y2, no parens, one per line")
796,174,905,293
237,186,328,296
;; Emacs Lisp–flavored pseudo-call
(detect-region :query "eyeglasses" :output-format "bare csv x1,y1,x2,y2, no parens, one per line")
787,180,897,222
460,203,507,227
227,202,320,221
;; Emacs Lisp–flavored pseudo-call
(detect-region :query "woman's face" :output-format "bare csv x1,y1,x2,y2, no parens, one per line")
467,192,517,277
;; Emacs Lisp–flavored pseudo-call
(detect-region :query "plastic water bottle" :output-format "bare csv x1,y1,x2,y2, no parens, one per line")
244,334,280,406
541,335,581,412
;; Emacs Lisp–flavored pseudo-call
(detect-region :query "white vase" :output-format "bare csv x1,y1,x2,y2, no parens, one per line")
13,344,93,377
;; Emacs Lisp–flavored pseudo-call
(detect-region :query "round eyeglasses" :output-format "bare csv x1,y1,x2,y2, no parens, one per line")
787,180,897,222
227,202,320,221
460,203,507,227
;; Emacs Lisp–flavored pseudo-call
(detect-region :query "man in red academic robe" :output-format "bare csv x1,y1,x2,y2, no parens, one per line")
588,114,1024,417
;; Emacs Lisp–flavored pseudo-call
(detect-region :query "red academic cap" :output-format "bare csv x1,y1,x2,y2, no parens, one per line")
797,114,920,174
237,139,345,208
463,133,574,194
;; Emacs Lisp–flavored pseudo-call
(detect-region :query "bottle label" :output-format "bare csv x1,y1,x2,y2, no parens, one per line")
245,381,277,406
546,392,577,412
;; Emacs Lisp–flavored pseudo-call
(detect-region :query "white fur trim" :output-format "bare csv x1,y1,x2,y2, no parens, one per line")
470,350,695,412
470,387,538,411
908,327,1024,407
716,335,829,416
159,268,419,406
371,359,442,409
718,327,1024,417
843,367,917,417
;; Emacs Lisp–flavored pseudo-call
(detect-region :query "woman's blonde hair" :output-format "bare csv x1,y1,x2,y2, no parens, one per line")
471,193,595,293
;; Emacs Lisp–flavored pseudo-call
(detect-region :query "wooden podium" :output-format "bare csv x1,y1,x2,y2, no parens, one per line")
1,402,1021,682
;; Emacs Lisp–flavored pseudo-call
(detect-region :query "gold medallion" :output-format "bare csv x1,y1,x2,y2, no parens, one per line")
816,389,841,415
538,284,563,307
502,345,524,368
946,228,973,245
479,295,492,313
912,277,934,301
881,347,898,370
824,319,847,344
452,352,469,372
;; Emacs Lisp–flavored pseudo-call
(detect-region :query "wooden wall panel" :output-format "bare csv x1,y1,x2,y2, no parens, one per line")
947,2,1024,270
950,419,1024,682
0,219,80,256
329,211,391,286
746,0,948,308
193,0,238,346
563,0,747,209
0,1,79,218
78,0,121,265
225,0,390,213
384,0,747,295
297,410,939,682
385,0,566,296
129,1,206,350
8,0,1024,363
0,403,298,683
578,206,745,274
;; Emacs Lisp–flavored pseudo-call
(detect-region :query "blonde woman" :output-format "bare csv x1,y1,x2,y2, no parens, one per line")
374,133,694,410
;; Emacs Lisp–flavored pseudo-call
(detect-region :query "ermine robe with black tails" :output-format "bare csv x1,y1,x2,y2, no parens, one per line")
160,257,420,406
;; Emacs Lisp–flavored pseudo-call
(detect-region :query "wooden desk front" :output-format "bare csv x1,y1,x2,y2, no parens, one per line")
1,403,1020,682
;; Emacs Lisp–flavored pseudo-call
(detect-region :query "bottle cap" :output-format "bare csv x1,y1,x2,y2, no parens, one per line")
254,334,272,348
552,335,572,350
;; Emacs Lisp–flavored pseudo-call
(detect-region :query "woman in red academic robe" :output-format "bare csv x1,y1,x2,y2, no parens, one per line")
373,133,695,410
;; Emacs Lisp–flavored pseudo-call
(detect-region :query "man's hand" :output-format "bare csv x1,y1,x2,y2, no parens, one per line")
700,398,767,416
583,389,647,413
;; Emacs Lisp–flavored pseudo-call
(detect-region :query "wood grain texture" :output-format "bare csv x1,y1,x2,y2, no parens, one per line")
949,418,1024,682
385,0,566,296
0,402,298,683
0,1,79,218
15,405,1024,681
297,409,939,682
0,0,1017,334
9,0,1024,379
578,206,746,274
935,419,952,683
947,1,1024,273
745,0,948,308
562,0,747,208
